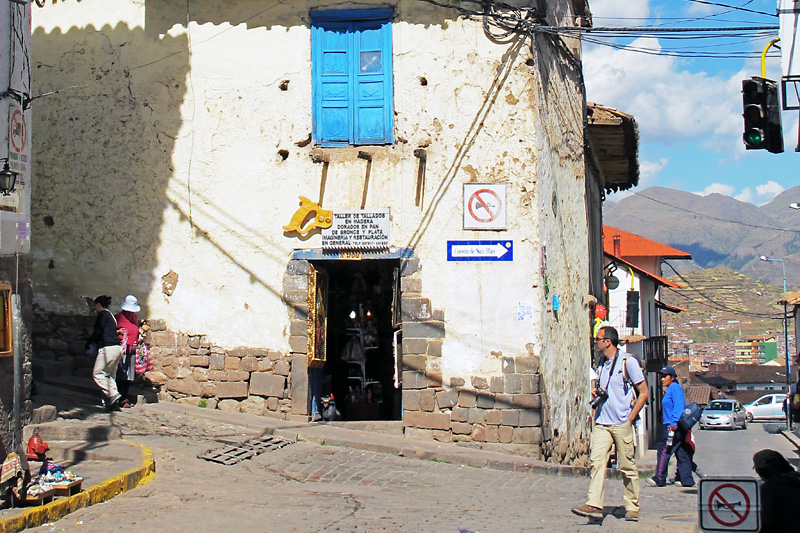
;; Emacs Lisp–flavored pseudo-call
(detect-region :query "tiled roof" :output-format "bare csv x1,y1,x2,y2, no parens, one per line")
604,252,684,289
778,289,800,306
603,226,692,260
685,385,715,406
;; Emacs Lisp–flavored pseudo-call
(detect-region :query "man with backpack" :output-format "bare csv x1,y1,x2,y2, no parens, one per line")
572,326,649,523
647,365,694,488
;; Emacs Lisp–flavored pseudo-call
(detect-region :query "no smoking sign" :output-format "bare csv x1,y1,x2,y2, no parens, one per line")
699,478,759,532
463,183,506,230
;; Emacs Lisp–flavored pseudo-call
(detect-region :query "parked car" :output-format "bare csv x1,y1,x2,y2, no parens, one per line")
699,399,747,430
744,393,786,422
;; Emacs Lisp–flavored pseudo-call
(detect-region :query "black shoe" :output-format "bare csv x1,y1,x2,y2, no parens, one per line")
107,399,121,411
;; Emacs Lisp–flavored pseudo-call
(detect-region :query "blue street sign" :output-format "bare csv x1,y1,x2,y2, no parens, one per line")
447,240,513,262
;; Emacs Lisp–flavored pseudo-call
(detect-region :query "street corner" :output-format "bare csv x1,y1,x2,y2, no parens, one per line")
0,440,155,533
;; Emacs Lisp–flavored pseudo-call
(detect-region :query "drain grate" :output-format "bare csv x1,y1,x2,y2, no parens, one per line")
198,434,294,465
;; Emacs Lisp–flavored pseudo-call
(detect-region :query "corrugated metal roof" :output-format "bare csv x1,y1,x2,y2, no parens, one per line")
603,226,692,260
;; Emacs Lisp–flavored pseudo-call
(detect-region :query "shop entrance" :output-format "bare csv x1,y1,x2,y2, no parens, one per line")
308,258,401,421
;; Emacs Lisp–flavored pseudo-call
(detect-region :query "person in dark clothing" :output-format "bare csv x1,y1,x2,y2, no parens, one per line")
753,449,800,533
649,366,693,487
86,295,124,411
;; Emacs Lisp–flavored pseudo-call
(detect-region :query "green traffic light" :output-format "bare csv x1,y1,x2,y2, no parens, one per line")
744,129,765,147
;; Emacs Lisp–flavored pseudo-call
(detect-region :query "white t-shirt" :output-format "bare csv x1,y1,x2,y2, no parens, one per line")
595,348,645,426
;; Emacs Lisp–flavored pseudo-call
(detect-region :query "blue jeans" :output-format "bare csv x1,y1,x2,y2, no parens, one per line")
309,367,323,418
653,424,694,486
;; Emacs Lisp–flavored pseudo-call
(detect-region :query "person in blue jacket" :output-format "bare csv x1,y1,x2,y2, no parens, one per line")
648,365,694,487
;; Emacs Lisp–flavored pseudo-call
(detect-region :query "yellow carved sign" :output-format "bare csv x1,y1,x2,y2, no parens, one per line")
283,196,333,236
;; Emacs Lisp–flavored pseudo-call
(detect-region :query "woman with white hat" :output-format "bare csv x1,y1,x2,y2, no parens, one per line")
115,294,141,408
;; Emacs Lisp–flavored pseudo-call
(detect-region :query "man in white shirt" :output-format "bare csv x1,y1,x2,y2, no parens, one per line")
572,326,649,522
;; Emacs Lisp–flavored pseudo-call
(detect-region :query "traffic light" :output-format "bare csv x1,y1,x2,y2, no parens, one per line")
742,77,784,154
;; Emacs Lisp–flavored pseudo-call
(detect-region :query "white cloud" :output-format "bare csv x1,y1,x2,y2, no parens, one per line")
756,180,784,198
640,157,668,183
693,183,736,196
589,0,650,23
734,188,754,203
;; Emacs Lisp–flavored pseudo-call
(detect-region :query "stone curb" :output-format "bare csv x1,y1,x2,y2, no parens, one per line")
270,426,656,479
781,429,800,448
0,440,156,533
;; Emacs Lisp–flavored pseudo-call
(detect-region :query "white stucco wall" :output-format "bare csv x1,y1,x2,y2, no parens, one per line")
31,0,591,459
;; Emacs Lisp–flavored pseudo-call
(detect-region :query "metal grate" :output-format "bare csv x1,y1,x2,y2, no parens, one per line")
198,434,294,465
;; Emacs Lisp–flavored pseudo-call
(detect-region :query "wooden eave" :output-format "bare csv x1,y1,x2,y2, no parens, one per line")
587,102,640,193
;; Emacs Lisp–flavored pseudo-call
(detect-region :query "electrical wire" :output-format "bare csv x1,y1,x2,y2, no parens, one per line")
623,191,800,234
663,261,785,319
683,0,777,18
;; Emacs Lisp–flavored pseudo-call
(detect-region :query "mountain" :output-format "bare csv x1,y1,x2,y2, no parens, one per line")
604,185,800,288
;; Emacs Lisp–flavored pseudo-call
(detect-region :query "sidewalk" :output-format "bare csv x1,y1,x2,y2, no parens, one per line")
1,381,659,531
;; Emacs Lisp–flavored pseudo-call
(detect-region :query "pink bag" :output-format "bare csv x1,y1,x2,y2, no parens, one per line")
134,343,153,374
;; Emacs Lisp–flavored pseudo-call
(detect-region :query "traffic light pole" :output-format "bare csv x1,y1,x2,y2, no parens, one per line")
761,38,780,78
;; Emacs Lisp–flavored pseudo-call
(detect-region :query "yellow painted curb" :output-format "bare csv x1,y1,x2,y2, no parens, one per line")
0,439,156,533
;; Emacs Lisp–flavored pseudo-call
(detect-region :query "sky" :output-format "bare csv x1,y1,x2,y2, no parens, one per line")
583,0,797,205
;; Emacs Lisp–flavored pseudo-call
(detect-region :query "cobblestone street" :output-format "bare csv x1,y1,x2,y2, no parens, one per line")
28,401,699,532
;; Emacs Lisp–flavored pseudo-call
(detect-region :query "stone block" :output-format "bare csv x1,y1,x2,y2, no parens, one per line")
468,408,486,425
458,391,476,408
188,336,202,349
451,422,473,435
502,357,515,373
289,336,308,353
433,430,451,442
209,353,225,370
201,382,217,398
471,376,489,390
240,396,268,416
485,410,502,425
484,425,499,443
291,354,309,415
476,392,495,409
190,355,209,368
498,426,514,443
267,397,279,411
258,359,273,372
519,409,542,427
207,370,226,381
495,394,513,410
403,321,444,339
225,356,240,370
472,425,485,442
515,356,540,374
290,320,306,336
436,390,458,409
216,381,249,399
217,399,241,413
450,377,465,388
400,276,422,293
402,355,427,372
226,370,250,382
250,348,268,358
274,360,291,376
284,290,307,304
192,368,209,382
399,258,419,277
403,390,421,411
286,259,308,275
401,298,432,322
513,394,541,409
501,409,520,426
166,378,202,397
241,356,258,372
402,338,428,355
402,371,427,390
148,318,167,331
428,339,442,357
405,427,434,441
250,373,286,398
144,370,168,386
512,427,542,444
521,374,540,394
451,406,469,422
426,358,442,386
269,350,282,361
490,376,504,393
151,331,176,347
283,274,308,292
505,375,522,394
403,411,451,430
419,389,436,412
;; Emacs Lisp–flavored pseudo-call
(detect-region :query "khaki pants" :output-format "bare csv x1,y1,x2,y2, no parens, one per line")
93,344,123,404
586,421,640,512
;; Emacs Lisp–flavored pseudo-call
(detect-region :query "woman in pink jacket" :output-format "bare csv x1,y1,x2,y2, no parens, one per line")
115,294,140,408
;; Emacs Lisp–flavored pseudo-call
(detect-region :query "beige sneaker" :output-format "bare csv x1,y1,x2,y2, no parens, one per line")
625,510,639,522
571,504,603,519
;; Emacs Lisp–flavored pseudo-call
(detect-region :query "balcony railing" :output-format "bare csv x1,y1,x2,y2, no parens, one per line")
642,335,668,372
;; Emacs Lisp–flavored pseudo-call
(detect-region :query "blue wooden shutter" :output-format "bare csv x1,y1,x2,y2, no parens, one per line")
313,21,353,145
353,18,393,145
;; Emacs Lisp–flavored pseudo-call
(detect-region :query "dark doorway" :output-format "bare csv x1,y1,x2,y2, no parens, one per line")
310,258,401,421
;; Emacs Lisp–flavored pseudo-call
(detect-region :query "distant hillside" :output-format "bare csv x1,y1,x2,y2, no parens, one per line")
604,185,800,288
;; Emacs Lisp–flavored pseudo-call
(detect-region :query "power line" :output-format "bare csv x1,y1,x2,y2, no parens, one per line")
683,0,777,17
625,191,800,234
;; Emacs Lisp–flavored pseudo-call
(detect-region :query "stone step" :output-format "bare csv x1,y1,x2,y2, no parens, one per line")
24,421,122,443
32,359,72,381
39,374,98,396
327,420,404,435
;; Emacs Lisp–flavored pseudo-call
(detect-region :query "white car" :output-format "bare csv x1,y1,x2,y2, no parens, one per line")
699,399,747,430
744,394,786,422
